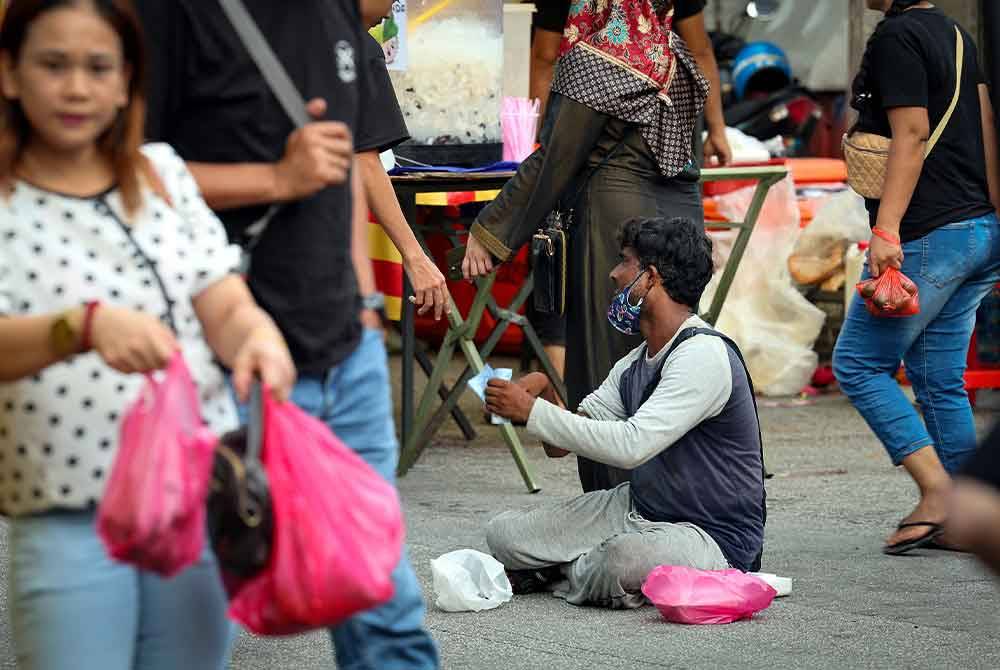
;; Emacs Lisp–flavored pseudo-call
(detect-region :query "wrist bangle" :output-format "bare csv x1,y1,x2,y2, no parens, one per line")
80,301,100,352
871,228,901,245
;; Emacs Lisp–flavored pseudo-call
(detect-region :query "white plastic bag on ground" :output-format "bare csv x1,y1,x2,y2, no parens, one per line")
701,176,826,397
431,549,513,612
750,572,793,597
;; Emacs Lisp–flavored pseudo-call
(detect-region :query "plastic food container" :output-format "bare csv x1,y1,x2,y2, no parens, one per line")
391,0,505,166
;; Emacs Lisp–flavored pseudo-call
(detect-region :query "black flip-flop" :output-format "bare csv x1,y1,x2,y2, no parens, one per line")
925,538,970,553
882,521,944,556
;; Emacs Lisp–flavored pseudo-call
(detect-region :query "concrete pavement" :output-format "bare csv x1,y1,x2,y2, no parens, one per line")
2,359,999,669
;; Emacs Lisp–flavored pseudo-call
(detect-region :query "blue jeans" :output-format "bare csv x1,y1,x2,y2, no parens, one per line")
7,511,232,670
282,329,439,670
834,214,1000,473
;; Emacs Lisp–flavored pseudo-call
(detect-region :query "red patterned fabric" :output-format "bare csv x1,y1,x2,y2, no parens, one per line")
560,0,676,90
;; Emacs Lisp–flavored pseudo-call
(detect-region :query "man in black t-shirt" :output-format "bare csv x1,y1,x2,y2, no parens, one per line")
136,2,439,668
357,12,449,320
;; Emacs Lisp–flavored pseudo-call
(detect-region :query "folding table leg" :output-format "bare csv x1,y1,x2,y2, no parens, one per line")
400,335,458,471
455,328,540,493
415,347,476,440
398,283,491,475
399,193,417,448
410,287,532,463
519,318,568,406
702,174,783,326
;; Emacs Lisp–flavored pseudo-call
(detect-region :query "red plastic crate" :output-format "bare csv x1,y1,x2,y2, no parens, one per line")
414,226,530,355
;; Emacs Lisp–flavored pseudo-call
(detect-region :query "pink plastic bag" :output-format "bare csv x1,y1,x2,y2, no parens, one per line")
96,352,216,577
642,566,777,625
228,392,404,636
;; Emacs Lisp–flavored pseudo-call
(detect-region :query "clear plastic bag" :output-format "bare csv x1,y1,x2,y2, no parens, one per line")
788,190,871,286
431,549,513,612
228,392,404,635
704,176,826,396
641,565,777,625
97,352,216,577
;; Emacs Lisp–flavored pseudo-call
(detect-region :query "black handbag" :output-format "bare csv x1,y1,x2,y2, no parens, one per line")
531,139,625,315
207,382,273,578
531,213,568,315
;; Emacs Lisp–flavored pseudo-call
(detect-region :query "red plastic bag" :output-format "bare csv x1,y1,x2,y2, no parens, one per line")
856,266,920,317
641,566,777,625
228,393,404,636
97,352,216,577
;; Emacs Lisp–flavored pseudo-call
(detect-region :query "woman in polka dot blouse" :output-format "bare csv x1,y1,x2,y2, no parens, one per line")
0,2,296,668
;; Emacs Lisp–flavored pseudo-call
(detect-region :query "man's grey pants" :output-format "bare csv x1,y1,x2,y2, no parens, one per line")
485,483,728,608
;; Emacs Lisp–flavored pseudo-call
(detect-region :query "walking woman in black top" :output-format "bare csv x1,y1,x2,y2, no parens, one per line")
834,1,1000,555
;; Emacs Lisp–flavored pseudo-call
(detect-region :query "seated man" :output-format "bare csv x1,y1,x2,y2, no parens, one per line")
483,216,766,609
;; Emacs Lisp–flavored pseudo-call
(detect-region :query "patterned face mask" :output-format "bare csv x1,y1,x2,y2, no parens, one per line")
607,271,648,335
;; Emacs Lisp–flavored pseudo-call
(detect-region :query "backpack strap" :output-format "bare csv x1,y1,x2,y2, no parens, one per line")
638,327,698,407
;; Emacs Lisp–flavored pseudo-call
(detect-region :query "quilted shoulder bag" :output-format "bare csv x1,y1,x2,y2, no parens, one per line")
843,25,964,199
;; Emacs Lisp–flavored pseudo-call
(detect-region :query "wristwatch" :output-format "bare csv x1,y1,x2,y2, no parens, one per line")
50,310,80,358
361,292,387,321
50,301,100,359
362,291,385,311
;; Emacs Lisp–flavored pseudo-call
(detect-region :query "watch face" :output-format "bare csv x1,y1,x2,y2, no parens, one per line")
363,293,386,311
51,317,77,356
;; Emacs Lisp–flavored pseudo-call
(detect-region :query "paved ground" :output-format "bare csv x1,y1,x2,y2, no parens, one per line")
2,355,1000,669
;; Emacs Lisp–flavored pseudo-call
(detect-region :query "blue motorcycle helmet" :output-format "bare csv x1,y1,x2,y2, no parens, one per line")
731,41,792,101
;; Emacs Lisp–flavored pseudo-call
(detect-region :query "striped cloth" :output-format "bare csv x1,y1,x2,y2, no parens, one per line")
368,214,404,321
368,189,501,320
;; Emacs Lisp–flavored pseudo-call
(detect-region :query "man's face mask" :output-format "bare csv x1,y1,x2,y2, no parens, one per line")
607,271,648,335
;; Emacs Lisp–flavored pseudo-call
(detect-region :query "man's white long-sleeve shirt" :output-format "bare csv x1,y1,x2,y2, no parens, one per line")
526,315,734,469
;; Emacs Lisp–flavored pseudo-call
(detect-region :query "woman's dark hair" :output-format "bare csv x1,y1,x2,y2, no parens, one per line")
619,216,714,310
850,0,924,115
0,0,165,215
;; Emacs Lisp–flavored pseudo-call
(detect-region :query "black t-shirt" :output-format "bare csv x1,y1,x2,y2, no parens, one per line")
136,0,370,374
857,8,993,242
674,0,707,23
355,34,410,154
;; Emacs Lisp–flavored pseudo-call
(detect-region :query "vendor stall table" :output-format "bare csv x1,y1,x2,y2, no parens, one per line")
392,164,788,492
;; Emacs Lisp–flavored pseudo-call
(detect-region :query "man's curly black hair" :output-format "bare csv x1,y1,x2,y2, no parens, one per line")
618,217,714,310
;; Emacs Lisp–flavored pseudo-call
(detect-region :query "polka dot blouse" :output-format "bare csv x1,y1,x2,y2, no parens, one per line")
0,143,242,516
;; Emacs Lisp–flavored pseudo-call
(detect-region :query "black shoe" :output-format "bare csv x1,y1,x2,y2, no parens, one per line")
506,566,563,595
